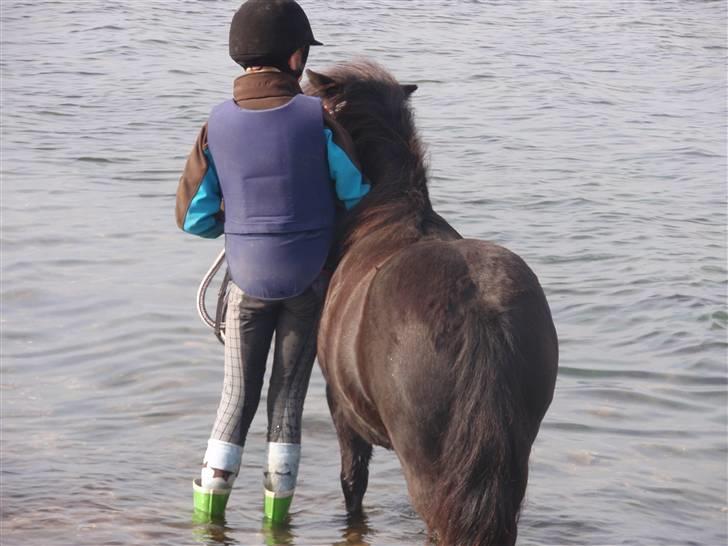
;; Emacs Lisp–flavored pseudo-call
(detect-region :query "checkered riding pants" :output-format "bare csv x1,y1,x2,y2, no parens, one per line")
210,276,326,446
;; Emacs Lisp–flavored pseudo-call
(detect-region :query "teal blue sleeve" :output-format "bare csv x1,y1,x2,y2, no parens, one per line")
182,149,223,238
324,127,371,210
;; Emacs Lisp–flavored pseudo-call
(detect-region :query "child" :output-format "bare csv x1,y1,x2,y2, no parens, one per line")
175,0,369,521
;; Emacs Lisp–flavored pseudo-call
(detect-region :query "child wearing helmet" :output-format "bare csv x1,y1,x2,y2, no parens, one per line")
175,0,369,521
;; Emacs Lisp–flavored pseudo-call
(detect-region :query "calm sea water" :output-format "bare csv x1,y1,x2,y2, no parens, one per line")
1,1,726,545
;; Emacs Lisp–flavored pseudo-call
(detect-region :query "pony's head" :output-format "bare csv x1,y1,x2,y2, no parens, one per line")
305,61,433,254
304,61,421,189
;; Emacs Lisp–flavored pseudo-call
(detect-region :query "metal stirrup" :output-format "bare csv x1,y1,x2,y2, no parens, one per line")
196,249,230,345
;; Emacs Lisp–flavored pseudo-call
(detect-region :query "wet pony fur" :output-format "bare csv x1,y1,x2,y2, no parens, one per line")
306,61,558,546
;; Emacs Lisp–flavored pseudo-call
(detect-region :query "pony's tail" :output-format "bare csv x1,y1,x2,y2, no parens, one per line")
429,317,531,546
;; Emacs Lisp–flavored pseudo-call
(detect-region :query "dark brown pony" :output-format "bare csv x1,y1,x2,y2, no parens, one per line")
306,62,558,546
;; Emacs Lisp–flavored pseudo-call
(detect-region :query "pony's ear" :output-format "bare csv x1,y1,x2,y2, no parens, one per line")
401,84,418,98
306,69,337,91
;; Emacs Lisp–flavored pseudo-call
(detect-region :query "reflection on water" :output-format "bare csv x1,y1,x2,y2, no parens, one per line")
190,512,373,546
1,0,726,545
332,513,373,546
259,519,296,546
191,515,238,546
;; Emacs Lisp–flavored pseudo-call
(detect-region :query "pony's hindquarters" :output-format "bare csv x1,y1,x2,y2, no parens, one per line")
360,239,558,545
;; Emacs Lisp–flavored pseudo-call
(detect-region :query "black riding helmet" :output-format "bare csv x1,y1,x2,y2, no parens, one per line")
229,0,323,73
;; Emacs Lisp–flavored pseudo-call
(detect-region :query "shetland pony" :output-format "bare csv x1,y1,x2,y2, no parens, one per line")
306,62,558,545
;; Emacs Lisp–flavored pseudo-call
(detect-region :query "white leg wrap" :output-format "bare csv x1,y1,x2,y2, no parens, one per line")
201,439,243,490
263,442,301,496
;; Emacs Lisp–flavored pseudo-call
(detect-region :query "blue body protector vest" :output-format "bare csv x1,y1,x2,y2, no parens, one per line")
207,94,335,300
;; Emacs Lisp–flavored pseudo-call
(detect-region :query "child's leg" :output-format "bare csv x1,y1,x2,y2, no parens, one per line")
196,284,279,514
262,279,325,521
209,285,278,449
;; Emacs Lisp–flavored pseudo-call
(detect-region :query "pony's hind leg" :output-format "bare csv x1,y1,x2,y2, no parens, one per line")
326,386,373,515
339,431,373,516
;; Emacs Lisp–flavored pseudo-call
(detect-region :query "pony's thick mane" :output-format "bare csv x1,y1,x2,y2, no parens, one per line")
308,61,434,253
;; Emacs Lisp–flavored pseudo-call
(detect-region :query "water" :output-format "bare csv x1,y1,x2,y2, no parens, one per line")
1,1,726,544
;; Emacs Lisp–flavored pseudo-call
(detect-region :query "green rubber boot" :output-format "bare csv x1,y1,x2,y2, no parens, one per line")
193,478,231,519
263,489,293,523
